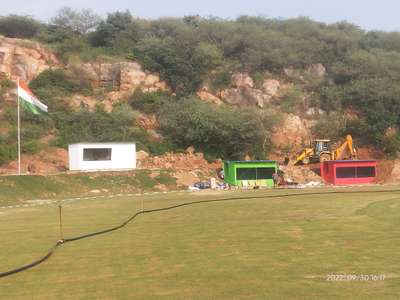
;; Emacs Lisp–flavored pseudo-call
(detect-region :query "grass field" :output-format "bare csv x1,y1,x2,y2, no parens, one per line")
0,170,178,205
1,186,400,299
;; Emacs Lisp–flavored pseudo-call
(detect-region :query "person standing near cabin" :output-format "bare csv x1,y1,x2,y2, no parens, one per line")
272,171,279,187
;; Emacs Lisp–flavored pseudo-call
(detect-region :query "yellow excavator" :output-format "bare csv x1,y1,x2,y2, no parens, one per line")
294,134,357,165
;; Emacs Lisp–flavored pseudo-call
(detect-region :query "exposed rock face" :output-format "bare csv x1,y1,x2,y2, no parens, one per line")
198,73,285,108
262,79,280,96
0,36,59,82
136,150,150,162
232,73,254,88
220,86,271,108
308,63,326,78
82,62,169,93
197,86,223,105
136,113,159,131
271,113,314,148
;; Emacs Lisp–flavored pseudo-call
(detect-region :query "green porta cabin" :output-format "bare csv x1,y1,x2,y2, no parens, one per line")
224,160,278,187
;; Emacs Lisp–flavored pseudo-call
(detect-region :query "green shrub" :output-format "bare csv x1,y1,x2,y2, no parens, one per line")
0,15,42,38
278,87,303,113
0,79,15,89
29,69,92,98
211,70,232,90
133,36,223,94
159,97,266,159
0,136,16,165
154,172,177,186
384,134,400,158
312,112,348,141
21,140,42,154
147,140,174,155
129,90,172,114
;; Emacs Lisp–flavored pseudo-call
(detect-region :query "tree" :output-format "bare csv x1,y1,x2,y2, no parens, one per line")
111,104,137,140
0,15,41,38
159,98,266,159
89,10,134,47
51,7,101,35
133,37,223,93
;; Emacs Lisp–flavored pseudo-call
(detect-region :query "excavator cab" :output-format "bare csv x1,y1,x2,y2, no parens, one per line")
310,139,332,163
312,139,331,154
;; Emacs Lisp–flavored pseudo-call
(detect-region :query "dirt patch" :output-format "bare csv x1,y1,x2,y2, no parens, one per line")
0,147,68,175
357,147,398,183
137,150,222,187
280,163,321,184
376,160,395,183
357,147,385,160
137,150,221,172
173,170,201,186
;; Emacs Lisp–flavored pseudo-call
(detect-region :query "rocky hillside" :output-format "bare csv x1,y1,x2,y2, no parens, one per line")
0,36,59,81
0,36,313,174
0,15,400,183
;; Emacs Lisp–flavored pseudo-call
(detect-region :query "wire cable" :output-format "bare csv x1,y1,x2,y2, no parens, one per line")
1,188,400,278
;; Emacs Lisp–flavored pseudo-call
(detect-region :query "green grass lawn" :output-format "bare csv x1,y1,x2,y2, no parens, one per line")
0,187,400,299
0,170,178,205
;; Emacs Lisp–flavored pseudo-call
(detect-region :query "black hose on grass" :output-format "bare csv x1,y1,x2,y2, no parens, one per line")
1,188,400,278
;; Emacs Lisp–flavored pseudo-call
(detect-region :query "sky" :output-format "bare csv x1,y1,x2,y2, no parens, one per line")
1,0,400,31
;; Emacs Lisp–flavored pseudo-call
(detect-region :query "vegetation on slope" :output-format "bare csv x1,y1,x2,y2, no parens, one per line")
1,9,400,162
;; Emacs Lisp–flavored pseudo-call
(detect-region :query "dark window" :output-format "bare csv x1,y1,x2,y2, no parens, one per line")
236,167,275,180
356,166,375,178
83,148,112,161
256,167,275,179
336,167,356,178
236,168,257,180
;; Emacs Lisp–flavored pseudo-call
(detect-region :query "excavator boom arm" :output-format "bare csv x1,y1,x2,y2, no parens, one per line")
333,134,357,160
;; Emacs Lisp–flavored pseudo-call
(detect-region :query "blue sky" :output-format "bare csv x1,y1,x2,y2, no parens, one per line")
1,0,400,31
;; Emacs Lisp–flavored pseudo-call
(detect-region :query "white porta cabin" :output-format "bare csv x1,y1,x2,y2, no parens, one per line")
68,143,136,171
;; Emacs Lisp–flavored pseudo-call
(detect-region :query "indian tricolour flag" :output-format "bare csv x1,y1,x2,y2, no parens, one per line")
17,81,48,115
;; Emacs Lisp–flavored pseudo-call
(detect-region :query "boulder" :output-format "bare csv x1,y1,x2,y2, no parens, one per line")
144,74,160,87
271,113,314,148
136,150,150,161
308,63,326,78
186,146,195,154
120,63,146,90
136,113,159,131
220,87,271,108
262,79,280,96
81,61,170,93
232,73,254,88
197,89,223,105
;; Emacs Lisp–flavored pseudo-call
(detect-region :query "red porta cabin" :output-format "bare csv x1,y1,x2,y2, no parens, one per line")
321,160,377,185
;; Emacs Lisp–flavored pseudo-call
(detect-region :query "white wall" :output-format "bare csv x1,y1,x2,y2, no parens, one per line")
68,143,136,171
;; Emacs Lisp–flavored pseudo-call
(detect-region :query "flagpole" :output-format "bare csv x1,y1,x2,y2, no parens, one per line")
17,78,21,175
